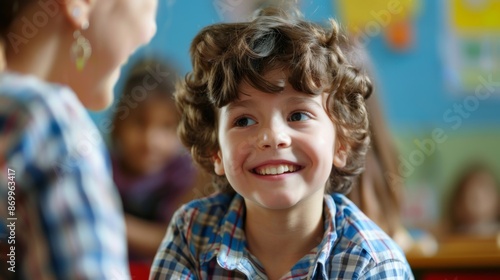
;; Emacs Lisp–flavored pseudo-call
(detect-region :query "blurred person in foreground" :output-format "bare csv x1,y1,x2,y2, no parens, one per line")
0,0,157,278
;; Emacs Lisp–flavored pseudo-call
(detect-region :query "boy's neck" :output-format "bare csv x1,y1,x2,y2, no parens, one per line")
244,190,325,279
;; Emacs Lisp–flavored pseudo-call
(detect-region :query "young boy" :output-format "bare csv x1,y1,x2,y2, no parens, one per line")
150,6,414,280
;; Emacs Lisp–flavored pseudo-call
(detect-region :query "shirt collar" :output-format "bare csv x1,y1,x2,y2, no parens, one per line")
202,194,341,278
309,194,339,278
203,194,248,270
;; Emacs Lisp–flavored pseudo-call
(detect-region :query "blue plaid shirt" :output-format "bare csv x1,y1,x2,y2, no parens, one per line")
0,72,130,279
151,192,414,279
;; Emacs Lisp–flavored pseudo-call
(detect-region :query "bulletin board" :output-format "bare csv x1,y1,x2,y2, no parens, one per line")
335,0,420,50
443,0,500,93
336,0,419,33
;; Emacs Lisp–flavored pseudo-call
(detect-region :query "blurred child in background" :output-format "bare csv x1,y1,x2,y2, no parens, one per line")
341,34,438,256
110,58,198,264
447,163,500,236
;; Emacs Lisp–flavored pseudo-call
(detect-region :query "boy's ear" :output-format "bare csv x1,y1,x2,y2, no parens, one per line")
62,0,95,29
333,143,347,168
213,150,225,175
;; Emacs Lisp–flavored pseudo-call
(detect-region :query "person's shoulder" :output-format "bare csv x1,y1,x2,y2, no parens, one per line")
330,193,408,263
171,191,235,229
0,72,68,106
0,73,42,119
0,73,57,154
176,191,235,218
0,72,107,186
0,72,96,135
327,194,413,278
0,72,80,128
168,191,237,253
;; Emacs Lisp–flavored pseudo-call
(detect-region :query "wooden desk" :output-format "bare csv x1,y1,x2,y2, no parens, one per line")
407,234,500,279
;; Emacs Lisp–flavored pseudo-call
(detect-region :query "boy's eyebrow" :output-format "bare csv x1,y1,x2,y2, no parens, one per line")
224,95,323,114
224,99,255,114
286,96,323,108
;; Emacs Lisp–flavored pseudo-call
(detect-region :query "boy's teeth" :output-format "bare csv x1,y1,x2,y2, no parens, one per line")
256,164,296,175
277,165,284,174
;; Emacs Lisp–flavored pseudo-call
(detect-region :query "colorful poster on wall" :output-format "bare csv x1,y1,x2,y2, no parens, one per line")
335,0,420,50
443,0,500,94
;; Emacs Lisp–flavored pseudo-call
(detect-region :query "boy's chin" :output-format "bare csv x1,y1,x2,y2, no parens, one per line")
248,194,302,210
244,187,324,211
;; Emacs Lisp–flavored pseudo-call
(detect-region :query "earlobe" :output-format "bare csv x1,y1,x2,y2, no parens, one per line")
213,151,225,175
333,146,347,168
62,0,94,29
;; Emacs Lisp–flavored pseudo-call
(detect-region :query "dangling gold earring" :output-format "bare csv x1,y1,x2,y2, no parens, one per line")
70,16,92,71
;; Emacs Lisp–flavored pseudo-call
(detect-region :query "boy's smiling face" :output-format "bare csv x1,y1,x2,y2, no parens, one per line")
213,70,347,210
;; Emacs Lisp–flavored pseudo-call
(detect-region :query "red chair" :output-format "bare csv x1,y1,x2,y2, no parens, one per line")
129,261,151,280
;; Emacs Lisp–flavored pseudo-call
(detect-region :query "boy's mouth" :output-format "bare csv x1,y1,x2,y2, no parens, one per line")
252,164,302,175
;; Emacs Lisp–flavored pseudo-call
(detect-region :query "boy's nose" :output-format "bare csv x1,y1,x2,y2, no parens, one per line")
256,126,291,150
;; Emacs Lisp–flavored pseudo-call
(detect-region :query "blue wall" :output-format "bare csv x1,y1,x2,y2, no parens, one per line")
91,0,500,133
303,0,500,131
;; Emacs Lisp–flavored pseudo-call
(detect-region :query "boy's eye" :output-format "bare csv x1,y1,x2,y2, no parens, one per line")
288,112,311,122
234,117,256,127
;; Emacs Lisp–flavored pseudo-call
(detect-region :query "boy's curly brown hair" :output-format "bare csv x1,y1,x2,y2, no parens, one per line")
176,6,372,194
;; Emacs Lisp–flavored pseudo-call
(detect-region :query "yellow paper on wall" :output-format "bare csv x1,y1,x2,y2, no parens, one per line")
336,0,420,33
451,0,500,32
